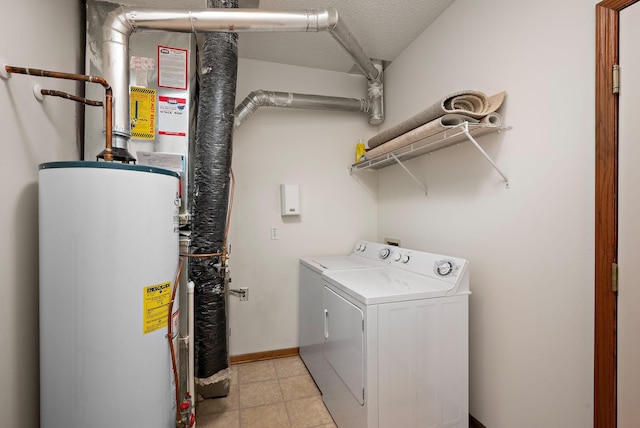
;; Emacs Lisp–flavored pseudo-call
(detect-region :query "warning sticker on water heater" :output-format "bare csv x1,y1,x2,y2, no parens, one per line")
143,281,172,334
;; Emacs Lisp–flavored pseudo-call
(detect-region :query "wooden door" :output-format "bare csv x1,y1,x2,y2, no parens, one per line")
596,1,640,427
617,5,640,426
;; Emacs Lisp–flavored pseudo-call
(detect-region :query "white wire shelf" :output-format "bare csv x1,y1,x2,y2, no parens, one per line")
350,121,512,194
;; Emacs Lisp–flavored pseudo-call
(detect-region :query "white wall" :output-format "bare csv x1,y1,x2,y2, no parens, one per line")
0,1,598,426
0,1,83,427
228,59,378,355
378,0,595,427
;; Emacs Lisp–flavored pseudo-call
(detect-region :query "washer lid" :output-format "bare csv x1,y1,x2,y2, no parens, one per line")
323,266,464,305
300,256,376,273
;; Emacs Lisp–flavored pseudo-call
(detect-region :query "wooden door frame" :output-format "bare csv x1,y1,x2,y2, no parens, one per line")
595,1,639,426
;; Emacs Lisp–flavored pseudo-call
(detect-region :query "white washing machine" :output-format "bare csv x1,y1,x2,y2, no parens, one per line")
300,243,470,428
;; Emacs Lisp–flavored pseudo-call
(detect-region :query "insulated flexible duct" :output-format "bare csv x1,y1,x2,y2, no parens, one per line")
190,0,238,385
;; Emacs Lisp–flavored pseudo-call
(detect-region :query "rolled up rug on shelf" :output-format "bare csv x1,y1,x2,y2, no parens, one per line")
367,90,506,148
364,112,503,161
480,111,503,124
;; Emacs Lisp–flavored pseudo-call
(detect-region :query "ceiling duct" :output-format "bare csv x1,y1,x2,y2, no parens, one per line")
102,6,383,151
234,89,372,129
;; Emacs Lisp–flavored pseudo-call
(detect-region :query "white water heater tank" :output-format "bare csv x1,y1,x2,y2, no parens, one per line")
39,161,180,428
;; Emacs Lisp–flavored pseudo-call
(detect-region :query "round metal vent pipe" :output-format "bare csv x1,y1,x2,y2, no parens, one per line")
102,6,383,149
234,90,370,129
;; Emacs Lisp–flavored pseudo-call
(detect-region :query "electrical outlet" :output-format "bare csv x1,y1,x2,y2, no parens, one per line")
270,227,280,240
240,287,249,301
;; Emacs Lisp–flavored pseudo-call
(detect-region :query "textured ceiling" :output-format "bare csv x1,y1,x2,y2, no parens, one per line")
237,0,456,73
114,0,455,73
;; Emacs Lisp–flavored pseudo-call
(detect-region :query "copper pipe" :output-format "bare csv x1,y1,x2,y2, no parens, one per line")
4,65,114,162
220,168,236,266
40,89,103,107
104,88,113,161
168,258,184,426
179,253,223,258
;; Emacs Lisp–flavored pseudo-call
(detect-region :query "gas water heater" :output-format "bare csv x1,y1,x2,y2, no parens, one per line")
39,161,180,428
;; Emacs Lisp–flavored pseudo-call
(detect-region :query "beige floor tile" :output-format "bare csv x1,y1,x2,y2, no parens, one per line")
285,396,334,428
314,424,337,428
197,385,239,415
239,379,284,408
274,356,309,378
229,364,238,386
240,402,291,428
196,409,240,428
237,360,277,383
279,374,321,401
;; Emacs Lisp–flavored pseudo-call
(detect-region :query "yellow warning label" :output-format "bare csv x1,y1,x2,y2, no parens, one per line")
143,281,171,334
130,86,156,140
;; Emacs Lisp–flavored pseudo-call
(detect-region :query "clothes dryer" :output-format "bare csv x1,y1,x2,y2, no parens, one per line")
299,241,382,380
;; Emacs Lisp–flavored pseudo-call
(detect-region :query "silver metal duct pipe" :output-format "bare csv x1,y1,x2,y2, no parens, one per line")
367,60,384,125
102,9,133,149
234,90,369,129
102,7,383,147
122,8,332,33
328,16,379,81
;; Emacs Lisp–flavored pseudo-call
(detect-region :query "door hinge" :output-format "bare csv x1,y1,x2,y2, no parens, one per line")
612,262,618,293
613,65,620,94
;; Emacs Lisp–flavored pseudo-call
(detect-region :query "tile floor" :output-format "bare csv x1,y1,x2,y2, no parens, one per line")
196,356,337,428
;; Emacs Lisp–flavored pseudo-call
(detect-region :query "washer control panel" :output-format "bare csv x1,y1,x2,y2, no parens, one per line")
379,248,391,259
352,241,399,262
378,246,412,265
434,259,458,277
350,241,467,287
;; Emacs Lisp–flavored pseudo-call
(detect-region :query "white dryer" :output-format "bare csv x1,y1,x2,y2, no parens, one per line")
299,241,381,380
300,243,470,428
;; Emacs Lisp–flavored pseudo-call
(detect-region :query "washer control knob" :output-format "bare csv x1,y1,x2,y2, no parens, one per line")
360,243,367,252
435,260,455,277
401,255,410,263
379,248,391,259
393,253,401,261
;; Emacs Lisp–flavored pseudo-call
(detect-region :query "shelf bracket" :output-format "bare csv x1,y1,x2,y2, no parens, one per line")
389,153,428,196
461,124,510,189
